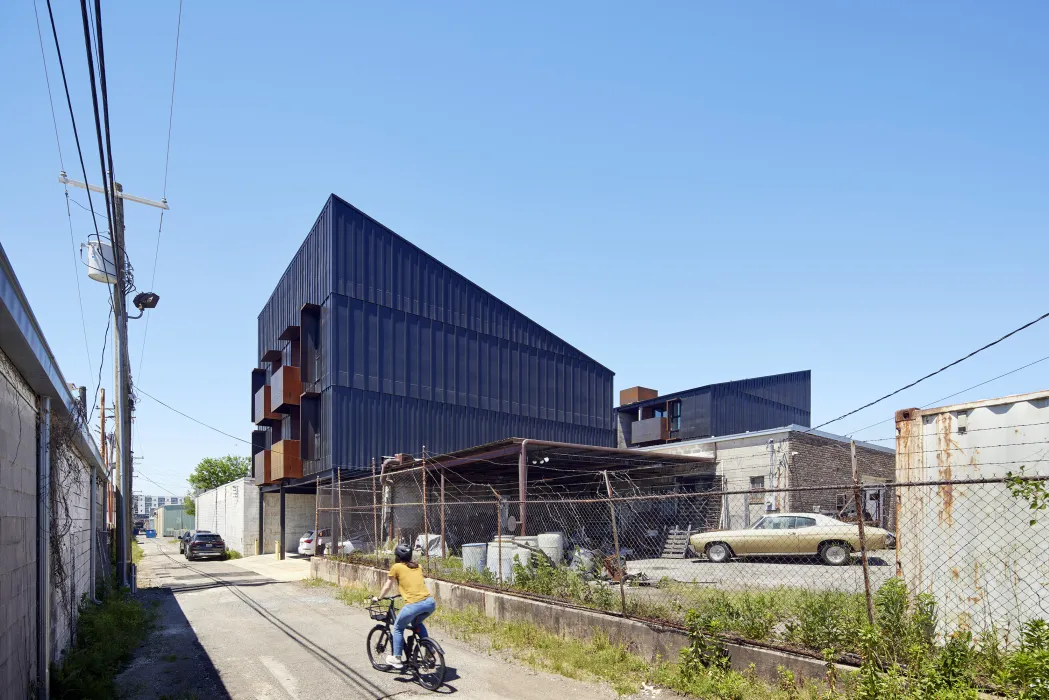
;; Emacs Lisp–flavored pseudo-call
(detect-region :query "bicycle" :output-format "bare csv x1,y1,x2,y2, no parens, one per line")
365,595,446,691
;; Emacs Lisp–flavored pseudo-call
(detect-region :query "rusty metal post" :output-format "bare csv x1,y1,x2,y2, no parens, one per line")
337,468,343,559
496,499,503,587
518,440,528,536
371,458,379,568
602,471,627,616
440,472,447,559
852,440,875,626
422,446,430,572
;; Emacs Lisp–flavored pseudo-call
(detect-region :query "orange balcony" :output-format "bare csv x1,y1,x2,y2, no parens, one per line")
253,450,273,484
254,386,280,424
270,365,301,413
271,440,302,480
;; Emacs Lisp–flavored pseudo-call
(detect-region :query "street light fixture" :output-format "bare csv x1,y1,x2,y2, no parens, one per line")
128,292,160,319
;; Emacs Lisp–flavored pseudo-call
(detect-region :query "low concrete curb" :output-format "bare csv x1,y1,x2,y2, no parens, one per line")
310,557,847,684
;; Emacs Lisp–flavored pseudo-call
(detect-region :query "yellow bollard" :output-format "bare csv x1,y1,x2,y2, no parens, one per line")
275,541,281,560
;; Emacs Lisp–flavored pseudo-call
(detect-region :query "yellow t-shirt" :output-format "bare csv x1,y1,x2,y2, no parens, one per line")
389,563,430,604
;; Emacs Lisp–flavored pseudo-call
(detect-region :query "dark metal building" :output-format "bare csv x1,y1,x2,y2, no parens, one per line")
614,371,811,447
252,195,616,484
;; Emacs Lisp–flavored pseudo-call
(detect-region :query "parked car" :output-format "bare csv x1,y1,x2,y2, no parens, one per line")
297,529,355,556
689,513,896,566
185,532,226,561
179,530,210,554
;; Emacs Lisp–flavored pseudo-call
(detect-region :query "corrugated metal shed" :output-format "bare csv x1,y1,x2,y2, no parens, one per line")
256,195,615,476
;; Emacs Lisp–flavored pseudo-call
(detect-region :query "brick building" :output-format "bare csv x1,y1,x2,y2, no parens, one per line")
637,425,895,530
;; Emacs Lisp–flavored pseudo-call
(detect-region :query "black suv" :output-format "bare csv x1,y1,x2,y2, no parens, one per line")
185,532,226,561
179,530,210,554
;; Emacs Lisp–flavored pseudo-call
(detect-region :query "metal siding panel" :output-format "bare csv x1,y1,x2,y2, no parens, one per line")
266,195,617,471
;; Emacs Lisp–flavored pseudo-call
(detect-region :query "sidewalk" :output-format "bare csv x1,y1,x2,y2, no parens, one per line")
227,552,312,582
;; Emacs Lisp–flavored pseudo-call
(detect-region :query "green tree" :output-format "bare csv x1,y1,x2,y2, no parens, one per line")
187,455,252,493
183,493,195,516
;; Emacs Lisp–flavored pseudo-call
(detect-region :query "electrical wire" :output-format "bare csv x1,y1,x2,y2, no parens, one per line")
138,0,182,381
33,0,93,380
808,309,1049,432
846,353,1049,438
45,0,115,425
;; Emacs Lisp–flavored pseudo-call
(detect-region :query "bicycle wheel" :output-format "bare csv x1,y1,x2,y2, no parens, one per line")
413,638,446,691
366,625,392,670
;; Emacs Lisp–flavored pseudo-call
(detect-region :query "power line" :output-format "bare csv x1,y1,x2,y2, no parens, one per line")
810,310,1049,432
138,0,182,380
136,387,252,447
45,0,115,425
33,0,93,380
847,353,1049,438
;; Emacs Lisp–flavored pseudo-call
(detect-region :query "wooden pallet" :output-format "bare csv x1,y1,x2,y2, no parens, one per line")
661,526,693,559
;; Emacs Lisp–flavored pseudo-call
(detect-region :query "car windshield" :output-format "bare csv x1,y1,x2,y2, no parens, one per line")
194,534,222,542
303,531,315,538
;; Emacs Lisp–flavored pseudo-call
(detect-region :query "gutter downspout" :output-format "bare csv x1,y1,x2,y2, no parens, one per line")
37,397,51,699
518,440,530,536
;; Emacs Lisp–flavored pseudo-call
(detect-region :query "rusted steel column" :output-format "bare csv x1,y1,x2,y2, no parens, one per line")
518,440,529,536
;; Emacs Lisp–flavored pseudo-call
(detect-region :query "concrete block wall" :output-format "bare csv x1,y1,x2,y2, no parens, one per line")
194,477,258,555
261,493,315,554
0,348,38,700
49,449,95,663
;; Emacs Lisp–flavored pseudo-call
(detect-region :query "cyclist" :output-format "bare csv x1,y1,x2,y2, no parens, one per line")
373,543,436,669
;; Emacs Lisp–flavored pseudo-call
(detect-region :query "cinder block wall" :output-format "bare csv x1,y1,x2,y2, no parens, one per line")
0,349,39,700
261,493,315,553
195,477,258,555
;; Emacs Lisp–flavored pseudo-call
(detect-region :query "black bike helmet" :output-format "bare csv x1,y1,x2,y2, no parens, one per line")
394,543,413,563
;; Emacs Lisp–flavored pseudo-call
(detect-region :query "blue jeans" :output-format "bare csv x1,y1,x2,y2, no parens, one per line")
392,596,435,657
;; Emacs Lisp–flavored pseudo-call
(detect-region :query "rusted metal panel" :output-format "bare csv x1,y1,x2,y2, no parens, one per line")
895,390,1049,638
630,417,668,444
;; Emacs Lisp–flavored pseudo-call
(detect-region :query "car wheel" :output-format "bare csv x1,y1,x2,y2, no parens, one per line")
705,542,732,563
819,542,852,566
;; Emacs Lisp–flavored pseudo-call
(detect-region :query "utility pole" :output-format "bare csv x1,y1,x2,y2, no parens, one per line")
59,173,167,588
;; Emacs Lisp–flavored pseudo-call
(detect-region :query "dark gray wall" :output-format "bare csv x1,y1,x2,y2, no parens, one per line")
257,196,616,475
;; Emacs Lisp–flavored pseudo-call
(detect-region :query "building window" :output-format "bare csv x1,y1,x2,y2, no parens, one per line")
750,476,765,504
669,400,681,432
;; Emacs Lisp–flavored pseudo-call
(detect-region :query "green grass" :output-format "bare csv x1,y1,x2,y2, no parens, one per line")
433,605,834,698
303,576,336,588
225,549,243,560
51,589,154,699
131,539,146,565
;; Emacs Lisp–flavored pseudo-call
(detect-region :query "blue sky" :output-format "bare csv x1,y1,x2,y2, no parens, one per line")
2,2,1047,498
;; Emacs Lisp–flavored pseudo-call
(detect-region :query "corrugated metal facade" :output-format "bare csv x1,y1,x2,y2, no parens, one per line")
257,195,615,476
616,371,810,445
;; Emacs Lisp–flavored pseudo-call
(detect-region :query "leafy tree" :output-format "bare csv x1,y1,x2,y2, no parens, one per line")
187,455,251,493
183,493,195,516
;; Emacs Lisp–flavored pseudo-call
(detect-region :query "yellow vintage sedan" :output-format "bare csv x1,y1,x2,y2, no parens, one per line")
689,513,896,566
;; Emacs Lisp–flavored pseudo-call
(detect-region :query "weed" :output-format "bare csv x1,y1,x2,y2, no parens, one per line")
51,589,154,699
131,539,146,566
303,577,336,588
335,584,375,607
225,549,243,560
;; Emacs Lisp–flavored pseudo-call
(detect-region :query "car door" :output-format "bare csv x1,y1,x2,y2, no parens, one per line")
790,516,821,555
748,516,795,554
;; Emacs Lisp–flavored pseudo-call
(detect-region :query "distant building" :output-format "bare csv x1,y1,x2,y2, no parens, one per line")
155,504,194,537
133,494,179,518
615,371,811,448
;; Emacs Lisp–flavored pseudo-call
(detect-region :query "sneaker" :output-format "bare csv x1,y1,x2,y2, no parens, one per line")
385,655,403,669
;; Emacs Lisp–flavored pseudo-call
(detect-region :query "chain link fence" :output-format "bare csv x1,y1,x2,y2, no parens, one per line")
316,454,1049,660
